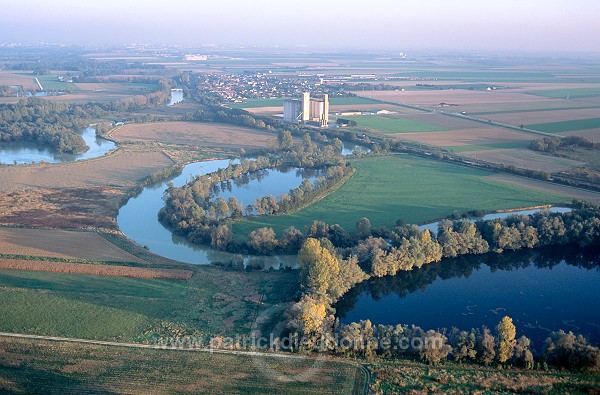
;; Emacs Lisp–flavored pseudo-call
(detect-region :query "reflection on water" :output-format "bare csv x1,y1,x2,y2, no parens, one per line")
335,245,600,347
168,89,184,106
118,158,315,268
0,126,116,165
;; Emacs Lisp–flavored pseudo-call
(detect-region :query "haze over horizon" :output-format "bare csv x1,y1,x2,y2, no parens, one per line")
1,0,599,54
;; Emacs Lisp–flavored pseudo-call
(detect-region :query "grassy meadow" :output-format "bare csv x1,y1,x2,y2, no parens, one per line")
0,336,365,394
232,154,568,238
0,265,298,340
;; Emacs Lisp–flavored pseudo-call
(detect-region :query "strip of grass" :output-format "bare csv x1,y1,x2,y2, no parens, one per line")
232,155,567,238
0,336,365,394
527,118,600,133
344,114,446,134
524,88,600,99
445,141,531,152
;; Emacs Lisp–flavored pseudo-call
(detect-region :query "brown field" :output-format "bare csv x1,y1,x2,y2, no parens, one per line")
490,174,600,203
0,259,192,280
397,127,534,147
0,228,144,263
0,150,173,193
110,121,276,149
357,90,596,114
0,150,174,230
359,89,551,109
0,187,122,230
0,71,37,90
462,148,585,172
486,108,600,125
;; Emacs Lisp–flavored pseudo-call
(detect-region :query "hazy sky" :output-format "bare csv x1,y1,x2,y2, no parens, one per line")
2,0,599,53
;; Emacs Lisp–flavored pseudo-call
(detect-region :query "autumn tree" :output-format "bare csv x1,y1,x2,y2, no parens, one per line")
496,316,517,364
298,238,340,297
420,330,452,364
247,227,277,255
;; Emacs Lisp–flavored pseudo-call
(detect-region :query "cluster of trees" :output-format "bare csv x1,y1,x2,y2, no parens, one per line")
530,136,600,153
335,318,599,371
0,97,106,153
336,317,534,367
287,238,368,340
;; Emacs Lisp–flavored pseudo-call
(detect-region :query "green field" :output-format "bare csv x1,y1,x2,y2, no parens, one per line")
0,265,298,340
229,96,381,109
343,114,446,134
0,336,365,394
34,75,82,92
233,155,567,238
527,118,600,133
445,141,531,152
524,88,600,99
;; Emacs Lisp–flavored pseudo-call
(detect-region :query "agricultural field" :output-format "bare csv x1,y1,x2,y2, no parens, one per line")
524,87,600,99
0,336,365,394
0,71,38,90
460,148,585,172
527,118,600,134
232,154,570,238
0,228,145,263
340,114,446,134
109,121,277,149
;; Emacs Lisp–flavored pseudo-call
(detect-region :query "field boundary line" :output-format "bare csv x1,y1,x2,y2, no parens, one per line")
0,332,370,394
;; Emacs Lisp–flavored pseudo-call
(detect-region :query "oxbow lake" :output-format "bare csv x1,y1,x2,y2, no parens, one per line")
0,126,116,165
335,245,600,347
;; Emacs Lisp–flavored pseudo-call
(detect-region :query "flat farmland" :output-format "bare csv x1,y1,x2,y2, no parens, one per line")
527,118,600,133
0,150,174,193
358,89,600,115
343,114,446,134
383,126,533,148
0,228,144,263
233,154,568,238
523,87,600,99
485,108,600,125
358,89,553,109
110,121,276,149
461,148,585,172
0,71,38,90
0,336,364,394
489,174,600,203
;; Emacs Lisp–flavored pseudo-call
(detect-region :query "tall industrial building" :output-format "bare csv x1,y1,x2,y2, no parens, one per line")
283,92,329,127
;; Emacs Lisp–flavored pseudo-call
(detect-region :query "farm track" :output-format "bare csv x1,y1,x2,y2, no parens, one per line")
0,332,370,395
